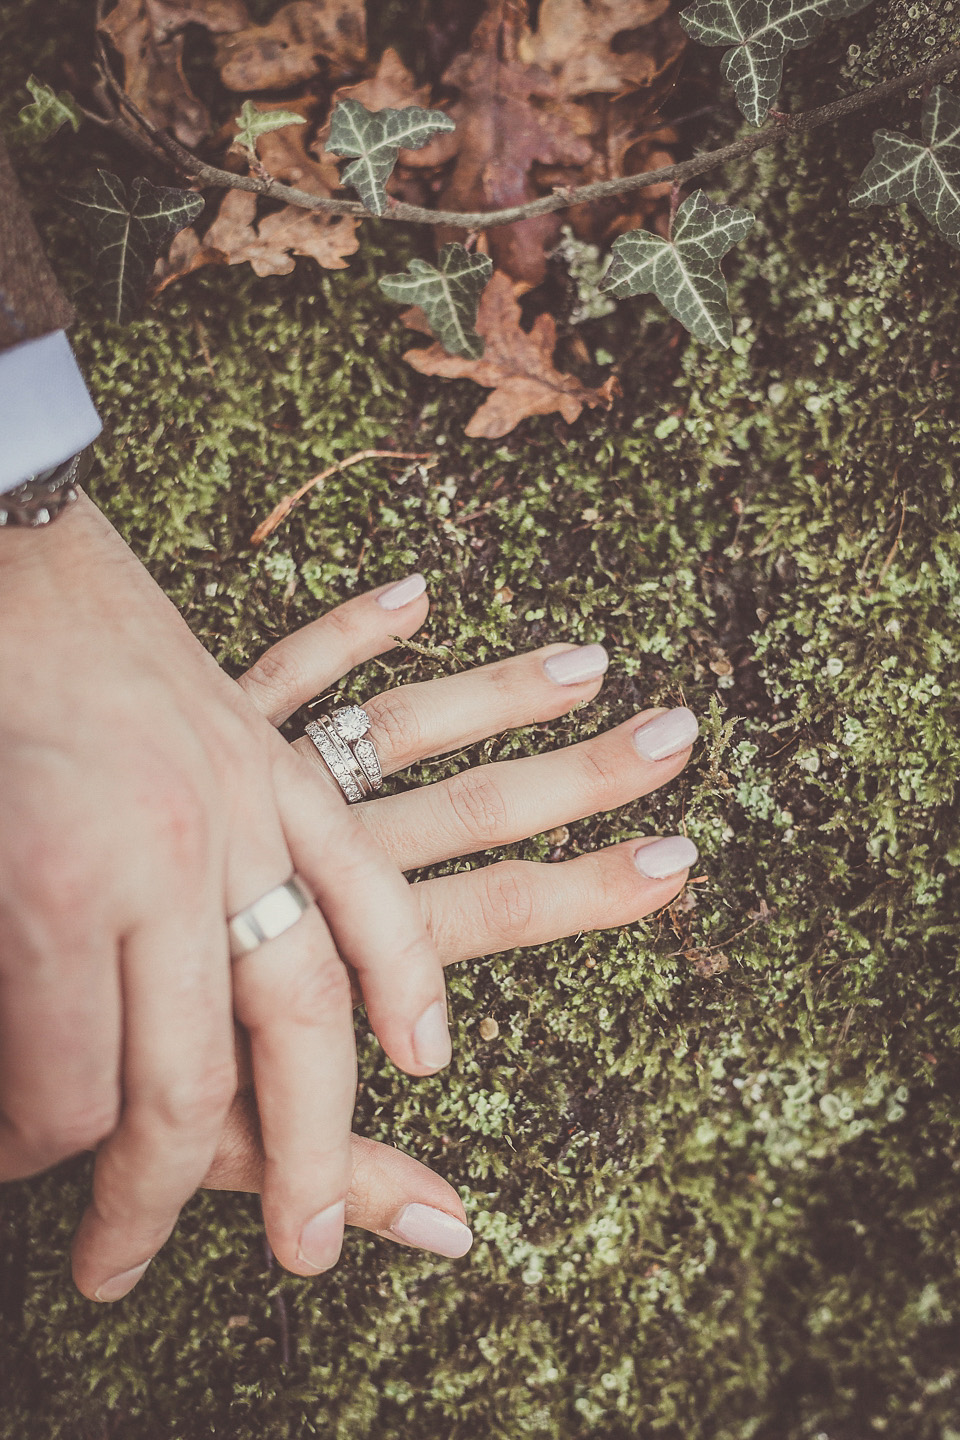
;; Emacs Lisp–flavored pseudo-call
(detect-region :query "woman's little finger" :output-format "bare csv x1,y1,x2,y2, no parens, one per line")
205,1091,473,1260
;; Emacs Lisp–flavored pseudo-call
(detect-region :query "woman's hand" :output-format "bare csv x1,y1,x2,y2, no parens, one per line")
202,582,699,1260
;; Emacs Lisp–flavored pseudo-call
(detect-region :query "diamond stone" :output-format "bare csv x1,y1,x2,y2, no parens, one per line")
354,737,382,787
333,706,370,742
305,721,364,801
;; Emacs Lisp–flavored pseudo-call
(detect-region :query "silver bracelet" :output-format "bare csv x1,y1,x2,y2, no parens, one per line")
0,450,87,528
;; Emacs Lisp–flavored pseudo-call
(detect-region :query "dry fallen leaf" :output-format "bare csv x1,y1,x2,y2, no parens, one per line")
518,0,671,98
407,0,684,285
151,223,224,294
155,98,358,285
427,0,595,288
100,0,248,146
402,270,618,438
689,950,730,978
215,0,365,91
321,45,432,122
201,189,356,275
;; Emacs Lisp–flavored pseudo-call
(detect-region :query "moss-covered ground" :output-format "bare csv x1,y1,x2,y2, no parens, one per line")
2,3,960,1436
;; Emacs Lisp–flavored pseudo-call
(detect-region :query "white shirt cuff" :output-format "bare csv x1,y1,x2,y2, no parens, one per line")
0,330,102,493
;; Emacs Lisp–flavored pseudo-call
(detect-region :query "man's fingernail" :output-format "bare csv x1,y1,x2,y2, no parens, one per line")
634,707,699,761
634,835,699,879
298,1200,346,1272
94,1260,150,1303
377,573,427,610
390,1203,473,1258
413,999,452,1071
542,644,609,686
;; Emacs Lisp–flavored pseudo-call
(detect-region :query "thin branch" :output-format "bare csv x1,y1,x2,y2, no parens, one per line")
250,450,433,546
94,38,960,230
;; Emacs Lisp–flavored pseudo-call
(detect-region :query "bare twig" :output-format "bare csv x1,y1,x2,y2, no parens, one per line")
250,450,433,545
91,31,959,231
866,495,908,595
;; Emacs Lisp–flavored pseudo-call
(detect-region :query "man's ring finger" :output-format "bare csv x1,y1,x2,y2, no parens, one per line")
228,875,315,958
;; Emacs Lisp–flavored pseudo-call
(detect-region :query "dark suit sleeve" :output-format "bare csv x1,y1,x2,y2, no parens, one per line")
0,137,102,492
0,135,75,352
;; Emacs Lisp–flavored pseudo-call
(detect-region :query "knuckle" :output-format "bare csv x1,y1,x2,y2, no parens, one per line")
318,601,360,645
243,642,306,712
7,841,100,936
444,768,509,844
596,857,636,918
282,957,353,1028
487,658,519,707
240,951,353,1031
575,743,621,805
149,1057,238,1136
478,863,536,943
364,693,421,761
9,1093,120,1166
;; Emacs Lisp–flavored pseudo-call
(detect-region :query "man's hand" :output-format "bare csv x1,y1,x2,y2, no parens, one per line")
0,494,448,1300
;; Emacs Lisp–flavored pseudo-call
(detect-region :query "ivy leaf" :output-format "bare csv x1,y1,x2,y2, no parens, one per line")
849,85,960,251
680,0,873,127
601,191,755,347
379,244,493,358
233,99,306,158
327,98,456,215
16,76,82,144
63,171,204,324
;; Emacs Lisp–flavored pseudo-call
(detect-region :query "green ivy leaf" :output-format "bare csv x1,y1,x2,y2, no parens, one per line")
327,98,455,216
849,85,960,251
16,76,82,144
233,100,306,158
680,0,873,127
601,192,755,347
379,244,493,358
63,171,204,324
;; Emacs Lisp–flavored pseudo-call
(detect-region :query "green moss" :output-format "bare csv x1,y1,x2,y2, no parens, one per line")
2,4,960,1437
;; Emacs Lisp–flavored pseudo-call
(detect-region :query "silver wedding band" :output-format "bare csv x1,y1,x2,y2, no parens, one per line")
305,704,383,804
227,874,313,958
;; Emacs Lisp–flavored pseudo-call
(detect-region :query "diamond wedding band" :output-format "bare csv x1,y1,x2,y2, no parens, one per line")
228,874,313,958
305,704,383,803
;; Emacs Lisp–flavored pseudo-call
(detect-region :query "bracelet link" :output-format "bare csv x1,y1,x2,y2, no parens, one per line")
0,450,88,528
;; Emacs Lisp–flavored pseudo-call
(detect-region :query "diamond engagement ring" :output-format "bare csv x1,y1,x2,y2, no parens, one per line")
228,874,314,958
304,704,383,803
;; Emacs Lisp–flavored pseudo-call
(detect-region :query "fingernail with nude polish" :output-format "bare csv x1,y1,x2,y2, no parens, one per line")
377,573,427,610
94,1259,150,1303
633,707,699,761
390,1203,473,1258
634,835,698,879
543,643,609,686
413,999,452,1071
298,1199,346,1272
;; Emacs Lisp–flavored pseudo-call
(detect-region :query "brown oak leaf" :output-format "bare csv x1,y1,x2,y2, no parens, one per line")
151,225,224,295
215,0,365,91
100,0,248,147
402,270,618,438
155,100,357,288
517,0,672,98
427,0,595,288
203,189,358,275
517,4,687,244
